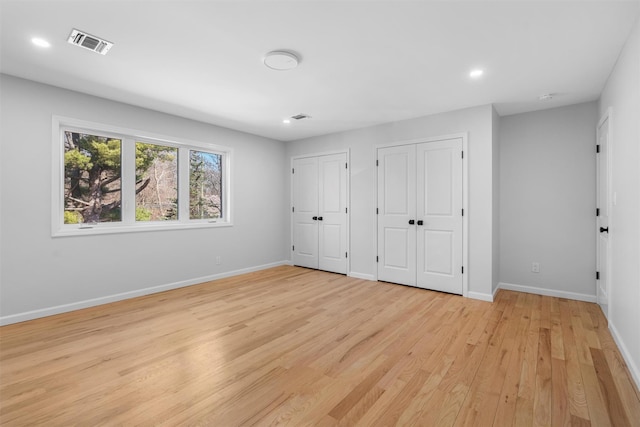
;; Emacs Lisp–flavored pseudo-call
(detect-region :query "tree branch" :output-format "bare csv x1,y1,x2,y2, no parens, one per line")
135,178,151,195
66,196,92,206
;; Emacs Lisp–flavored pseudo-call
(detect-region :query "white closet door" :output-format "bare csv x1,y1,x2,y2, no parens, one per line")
292,157,319,269
318,153,348,274
377,145,416,286
416,139,463,294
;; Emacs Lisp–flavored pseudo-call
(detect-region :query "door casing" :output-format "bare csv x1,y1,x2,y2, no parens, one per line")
596,108,612,319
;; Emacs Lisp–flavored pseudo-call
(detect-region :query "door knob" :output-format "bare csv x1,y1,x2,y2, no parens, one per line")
318,216,323,221
417,220,424,225
409,220,415,225
312,216,318,220
600,227,609,233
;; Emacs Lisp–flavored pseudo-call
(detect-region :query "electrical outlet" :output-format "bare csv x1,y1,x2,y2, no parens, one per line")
216,256,221,265
532,262,540,273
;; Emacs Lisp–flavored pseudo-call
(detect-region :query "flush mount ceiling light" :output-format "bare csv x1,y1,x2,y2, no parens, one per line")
31,37,51,48
469,69,484,78
264,51,299,71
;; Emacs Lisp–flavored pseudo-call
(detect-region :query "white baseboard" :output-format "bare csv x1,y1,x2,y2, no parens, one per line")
0,261,290,326
608,321,640,391
497,282,597,303
467,291,494,302
348,272,376,281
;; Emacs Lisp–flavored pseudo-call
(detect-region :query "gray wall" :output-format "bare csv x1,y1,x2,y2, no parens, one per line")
598,16,640,387
286,104,497,300
499,102,598,299
0,75,289,323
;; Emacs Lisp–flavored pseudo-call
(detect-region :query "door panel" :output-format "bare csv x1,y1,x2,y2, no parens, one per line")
377,145,416,286
424,148,453,216
292,157,319,269
416,139,463,293
384,228,410,268
318,153,347,273
423,229,453,275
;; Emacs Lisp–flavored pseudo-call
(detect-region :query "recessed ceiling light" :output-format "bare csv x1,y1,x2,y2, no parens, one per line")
264,51,299,71
283,119,291,124
469,69,484,78
31,37,51,48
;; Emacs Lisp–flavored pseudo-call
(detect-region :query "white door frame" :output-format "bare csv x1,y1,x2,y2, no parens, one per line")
290,149,350,274
596,108,612,319
374,133,469,297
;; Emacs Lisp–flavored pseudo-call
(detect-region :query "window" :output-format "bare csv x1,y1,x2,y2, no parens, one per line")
189,150,222,220
135,142,178,222
53,117,231,236
64,131,122,224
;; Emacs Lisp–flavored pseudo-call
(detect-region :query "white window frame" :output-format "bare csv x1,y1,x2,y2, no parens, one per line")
52,116,232,237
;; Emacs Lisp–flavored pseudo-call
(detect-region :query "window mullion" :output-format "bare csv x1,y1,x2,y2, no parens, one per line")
121,137,136,224
178,147,190,222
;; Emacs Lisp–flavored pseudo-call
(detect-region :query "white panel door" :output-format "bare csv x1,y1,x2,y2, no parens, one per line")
596,115,610,318
416,139,463,294
377,145,416,286
292,153,348,274
292,157,319,269
318,153,348,274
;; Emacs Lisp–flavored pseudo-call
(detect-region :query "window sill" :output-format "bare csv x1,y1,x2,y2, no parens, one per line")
52,220,232,238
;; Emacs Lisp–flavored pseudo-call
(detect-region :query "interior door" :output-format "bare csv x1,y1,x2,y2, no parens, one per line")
377,145,416,286
416,139,463,294
318,153,347,274
596,115,610,317
292,157,319,269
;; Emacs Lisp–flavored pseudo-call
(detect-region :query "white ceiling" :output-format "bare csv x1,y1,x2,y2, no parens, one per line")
1,0,638,141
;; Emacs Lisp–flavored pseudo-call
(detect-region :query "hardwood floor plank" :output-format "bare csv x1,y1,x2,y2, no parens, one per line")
1,266,638,426
590,347,632,427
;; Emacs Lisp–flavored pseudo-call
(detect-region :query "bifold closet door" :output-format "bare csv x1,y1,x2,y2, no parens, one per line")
377,139,463,294
292,153,347,274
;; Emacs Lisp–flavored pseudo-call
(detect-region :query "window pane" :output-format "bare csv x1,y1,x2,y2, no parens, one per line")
135,142,178,221
64,131,121,223
189,150,222,219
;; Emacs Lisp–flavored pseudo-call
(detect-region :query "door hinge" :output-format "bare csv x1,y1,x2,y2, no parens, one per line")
292,206,295,213
376,256,379,263
376,159,379,166
461,208,464,216
345,162,348,169
345,207,348,214
461,266,464,274
376,208,379,214
461,151,464,159
345,252,348,258
596,271,600,280
596,208,600,217
292,245,295,251
596,145,600,153
292,167,295,173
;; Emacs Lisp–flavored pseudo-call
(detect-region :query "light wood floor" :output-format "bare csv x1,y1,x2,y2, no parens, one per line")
1,266,639,426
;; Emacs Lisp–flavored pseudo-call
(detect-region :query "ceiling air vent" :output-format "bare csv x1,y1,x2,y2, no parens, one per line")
291,113,311,120
67,29,113,55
